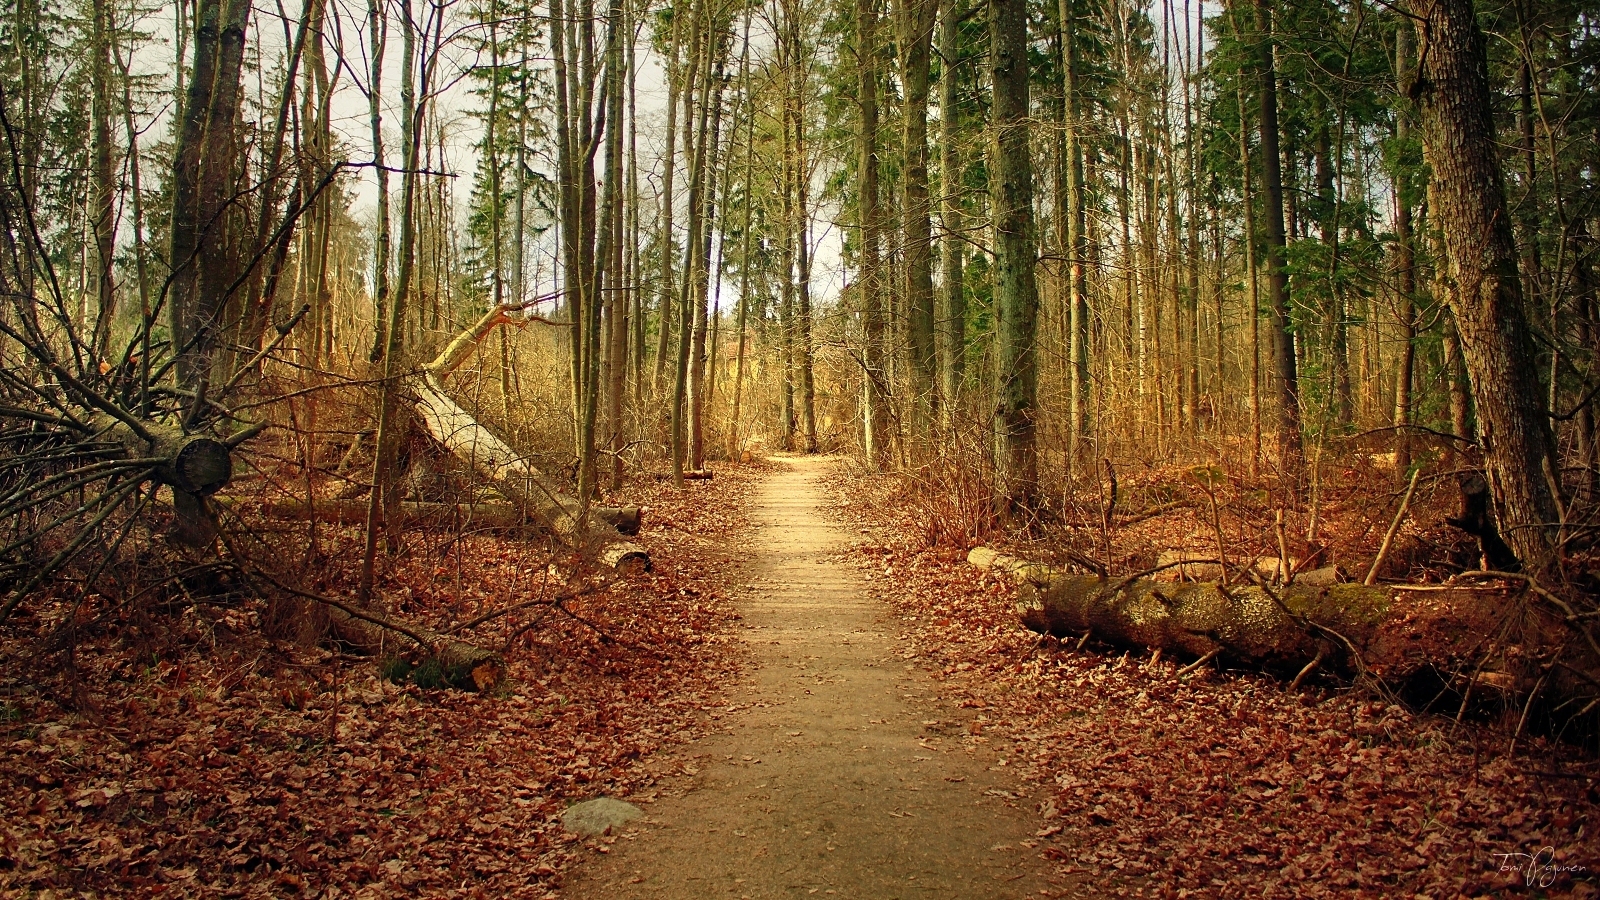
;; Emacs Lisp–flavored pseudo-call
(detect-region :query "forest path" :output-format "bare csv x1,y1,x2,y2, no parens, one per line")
564,455,1068,899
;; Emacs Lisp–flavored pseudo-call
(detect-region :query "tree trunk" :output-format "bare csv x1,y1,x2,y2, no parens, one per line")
937,0,966,434
858,0,888,467
1408,0,1561,567
322,600,504,691
970,549,1578,697
1392,25,1417,476
1254,0,1302,477
794,48,818,456
262,498,641,536
167,0,252,391
650,3,686,399
89,0,116,358
900,0,937,449
367,0,391,363
989,0,1039,514
728,7,756,459
412,307,650,573
359,0,422,599
672,0,712,484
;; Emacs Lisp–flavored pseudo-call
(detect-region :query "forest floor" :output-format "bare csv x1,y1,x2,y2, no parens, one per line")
827,462,1600,899
5,454,1600,898
0,459,763,898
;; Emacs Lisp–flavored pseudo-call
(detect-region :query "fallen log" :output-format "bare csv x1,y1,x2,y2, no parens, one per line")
325,601,505,691
1150,550,1342,586
409,304,650,574
92,413,260,546
242,564,505,691
259,498,642,536
969,547,1575,691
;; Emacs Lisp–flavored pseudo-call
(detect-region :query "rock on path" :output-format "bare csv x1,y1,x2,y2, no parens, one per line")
563,456,1068,899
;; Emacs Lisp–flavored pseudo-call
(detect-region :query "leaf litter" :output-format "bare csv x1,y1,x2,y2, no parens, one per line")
826,465,1600,899
0,464,767,898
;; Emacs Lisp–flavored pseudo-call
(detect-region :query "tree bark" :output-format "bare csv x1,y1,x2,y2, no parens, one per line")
858,0,888,467
971,549,1573,694
1407,0,1562,567
937,0,966,434
650,1,686,399
262,498,641,536
1254,0,1302,477
989,0,1039,514
1391,25,1417,476
900,0,937,448
89,0,116,359
166,0,252,391
411,307,650,574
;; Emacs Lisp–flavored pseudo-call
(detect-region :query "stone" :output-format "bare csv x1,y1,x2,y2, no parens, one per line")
561,797,643,836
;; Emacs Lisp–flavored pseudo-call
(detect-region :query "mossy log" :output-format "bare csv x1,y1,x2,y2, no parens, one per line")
322,598,505,691
969,547,1554,686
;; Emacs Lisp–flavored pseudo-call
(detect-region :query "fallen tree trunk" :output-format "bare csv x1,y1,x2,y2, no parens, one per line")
409,305,649,574
324,601,505,691
969,548,1579,693
260,498,642,536
93,413,261,546
240,563,505,691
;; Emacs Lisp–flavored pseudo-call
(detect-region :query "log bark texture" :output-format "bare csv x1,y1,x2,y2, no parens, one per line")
410,305,650,573
323,600,505,691
969,548,1569,690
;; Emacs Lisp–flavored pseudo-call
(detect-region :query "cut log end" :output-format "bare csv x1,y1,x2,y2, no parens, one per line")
171,436,233,495
325,600,506,692
601,541,652,576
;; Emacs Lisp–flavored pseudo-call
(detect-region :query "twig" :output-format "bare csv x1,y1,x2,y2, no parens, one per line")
1115,499,1193,527
1110,557,1223,593
1456,570,1600,663
219,304,310,397
1289,642,1327,691
549,595,660,658
0,474,150,624
1509,647,1563,759
1101,459,1118,574
1365,467,1422,585
1274,509,1291,586
449,578,610,634
1177,648,1221,677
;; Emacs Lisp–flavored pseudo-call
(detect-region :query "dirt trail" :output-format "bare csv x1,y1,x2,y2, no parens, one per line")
565,456,1066,899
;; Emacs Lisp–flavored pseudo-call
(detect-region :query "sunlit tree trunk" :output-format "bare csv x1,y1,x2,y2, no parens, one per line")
937,0,966,434
651,2,686,398
857,0,887,466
